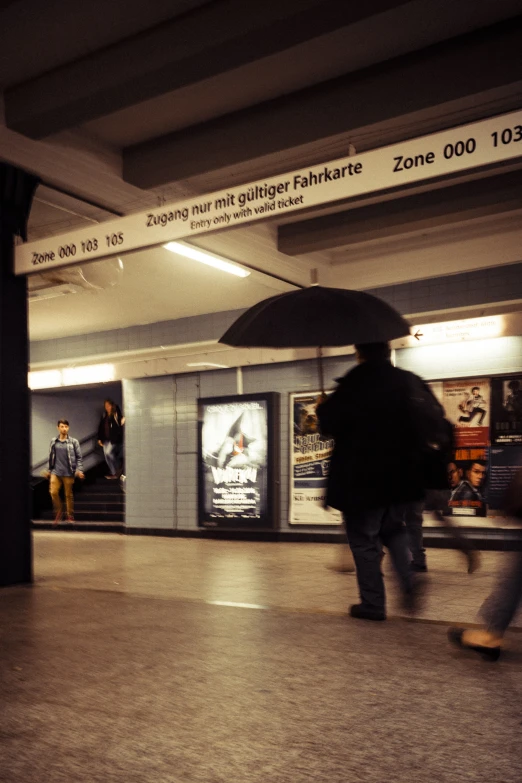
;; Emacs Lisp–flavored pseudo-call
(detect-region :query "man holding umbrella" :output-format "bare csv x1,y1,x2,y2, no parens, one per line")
317,341,446,621
220,281,447,619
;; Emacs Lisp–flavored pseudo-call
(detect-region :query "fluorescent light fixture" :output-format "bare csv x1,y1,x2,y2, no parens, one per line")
28,370,62,390
62,364,115,386
163,241,250,278
29,364,116,390
186,362,230,368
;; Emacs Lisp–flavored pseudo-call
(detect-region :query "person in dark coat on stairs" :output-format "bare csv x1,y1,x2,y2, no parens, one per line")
98,399,125,479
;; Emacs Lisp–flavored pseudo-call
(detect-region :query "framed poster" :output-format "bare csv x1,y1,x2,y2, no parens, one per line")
443,378,490,447
448,446,489,517
491,375,522,445
289,391,342,525
197,393,279,529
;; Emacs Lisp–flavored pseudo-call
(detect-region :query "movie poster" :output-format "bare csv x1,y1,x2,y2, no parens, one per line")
491,375,522,444
198,393,278,528
289,391,342,525
447,446,488,517
487,446,522,510
443,378,490,447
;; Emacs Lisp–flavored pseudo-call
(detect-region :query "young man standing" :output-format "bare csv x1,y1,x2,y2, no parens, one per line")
45,419,84,525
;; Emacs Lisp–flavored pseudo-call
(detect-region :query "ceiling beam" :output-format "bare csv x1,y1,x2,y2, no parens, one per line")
122,16,522,188
277,170,522,255
4,0,404,139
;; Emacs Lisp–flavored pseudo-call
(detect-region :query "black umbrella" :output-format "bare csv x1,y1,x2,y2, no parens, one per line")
219,285,410,390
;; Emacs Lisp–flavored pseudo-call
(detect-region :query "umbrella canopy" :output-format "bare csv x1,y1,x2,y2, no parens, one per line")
219,285,410,348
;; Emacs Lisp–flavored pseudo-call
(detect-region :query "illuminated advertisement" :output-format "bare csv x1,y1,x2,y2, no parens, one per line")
289,391,342,525
448,447,488,517
443,378,490,447
198,393,279,529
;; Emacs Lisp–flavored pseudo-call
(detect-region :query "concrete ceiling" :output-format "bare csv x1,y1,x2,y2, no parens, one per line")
1,0,521,344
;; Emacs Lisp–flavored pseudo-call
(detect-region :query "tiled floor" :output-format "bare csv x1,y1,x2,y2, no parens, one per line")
2,533,520,783
33,532,521,628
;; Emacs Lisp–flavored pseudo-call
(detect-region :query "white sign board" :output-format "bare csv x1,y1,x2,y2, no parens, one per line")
15,110,522,275
411,316,504,345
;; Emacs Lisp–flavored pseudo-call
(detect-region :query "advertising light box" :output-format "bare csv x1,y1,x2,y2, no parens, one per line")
197,393,279,529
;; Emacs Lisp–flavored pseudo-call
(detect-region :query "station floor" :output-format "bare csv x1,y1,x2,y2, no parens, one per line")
1,533,521,783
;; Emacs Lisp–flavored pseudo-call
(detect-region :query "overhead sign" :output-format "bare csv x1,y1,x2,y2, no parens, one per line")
15,109,522,275
411,316,503,345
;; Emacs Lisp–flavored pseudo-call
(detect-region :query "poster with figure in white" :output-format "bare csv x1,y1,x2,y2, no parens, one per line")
198,394,277,528
289,391,342,525
443,378,490,447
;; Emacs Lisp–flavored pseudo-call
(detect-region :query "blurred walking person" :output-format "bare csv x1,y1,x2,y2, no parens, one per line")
317,342,450,621
45,419,84,524
98,398,125,479
449,470,522,661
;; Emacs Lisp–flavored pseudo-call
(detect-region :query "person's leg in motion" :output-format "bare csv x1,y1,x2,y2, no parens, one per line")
449,551,522,660
381,505,420,612
50,474,63,525
112,442,124,477
63,476,75,521
403,501,427,571
345,507,386,620
103,441,118,477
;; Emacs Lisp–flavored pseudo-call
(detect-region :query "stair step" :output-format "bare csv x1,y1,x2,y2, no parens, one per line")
74,499,125,506
81,484,124,494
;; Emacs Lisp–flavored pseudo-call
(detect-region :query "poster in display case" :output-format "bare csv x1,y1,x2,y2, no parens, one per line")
448,446,489,517
197,392,279,529
491,375,522,445
289,391,342,525
443,378,490,447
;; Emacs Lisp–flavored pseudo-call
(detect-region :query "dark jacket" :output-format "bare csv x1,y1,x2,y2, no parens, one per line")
317,360,443,512
97,405,124,444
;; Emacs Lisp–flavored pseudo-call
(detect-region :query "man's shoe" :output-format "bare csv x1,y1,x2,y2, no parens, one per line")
448,628,501,661
66,515,75,524
349,604,386,621
410,562,428,573
52,512,62,527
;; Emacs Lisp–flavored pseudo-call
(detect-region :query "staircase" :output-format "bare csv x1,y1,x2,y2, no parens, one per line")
73,474,125,524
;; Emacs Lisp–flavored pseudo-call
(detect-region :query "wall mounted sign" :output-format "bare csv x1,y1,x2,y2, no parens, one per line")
197,392,279,529
15,109,522,275
411,316,503,346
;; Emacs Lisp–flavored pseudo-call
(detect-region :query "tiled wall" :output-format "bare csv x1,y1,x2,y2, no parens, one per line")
365,262,522,315
30,262,522,364
123,377,176,529
30,309,245,364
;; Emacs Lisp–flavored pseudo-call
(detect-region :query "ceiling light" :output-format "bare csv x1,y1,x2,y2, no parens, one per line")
62,364,115,386
28,370,62,390
163,242,250,278
186,362,230,369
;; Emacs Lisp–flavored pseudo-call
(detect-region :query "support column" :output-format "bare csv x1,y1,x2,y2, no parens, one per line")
0,163,40,586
